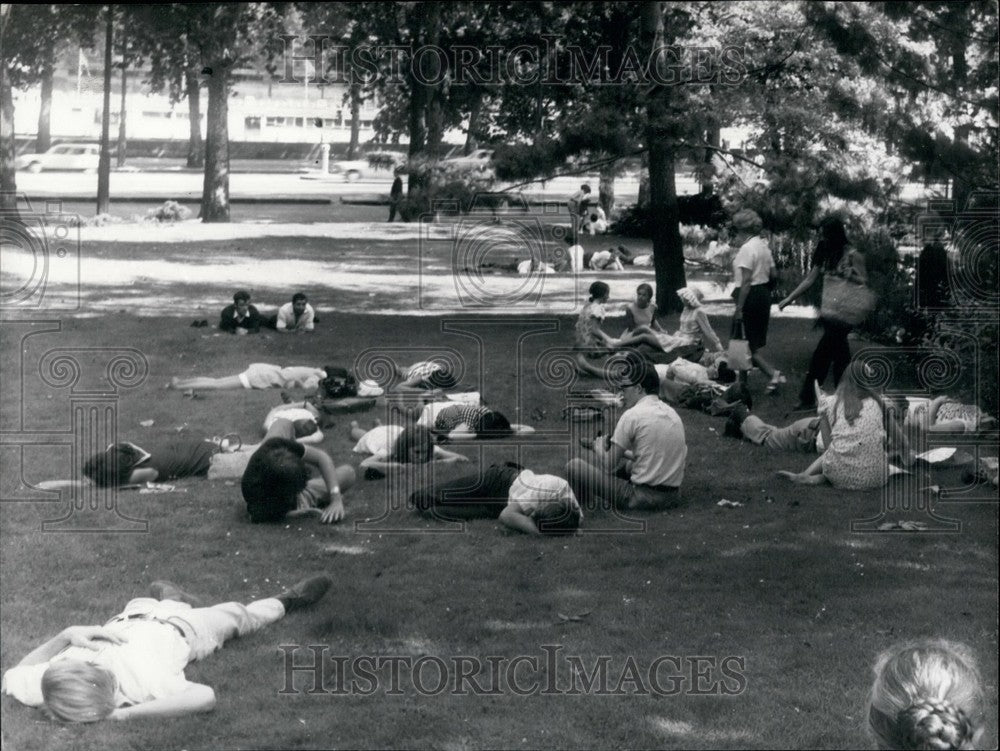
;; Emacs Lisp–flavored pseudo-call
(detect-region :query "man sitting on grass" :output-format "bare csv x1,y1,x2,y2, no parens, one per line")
1,576,331,722
566,354,687,512
241,418,355,524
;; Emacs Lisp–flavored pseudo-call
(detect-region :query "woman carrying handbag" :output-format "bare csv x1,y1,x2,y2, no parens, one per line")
730,209,785,393
779,217,875,410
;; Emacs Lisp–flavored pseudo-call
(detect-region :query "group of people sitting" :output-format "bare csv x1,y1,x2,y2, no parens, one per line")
218,290,316,335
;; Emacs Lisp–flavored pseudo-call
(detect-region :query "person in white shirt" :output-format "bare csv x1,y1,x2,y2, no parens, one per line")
730,209,784,392
275,292,315,333
566,354,687,511
409,462,583,535
1,577,332,722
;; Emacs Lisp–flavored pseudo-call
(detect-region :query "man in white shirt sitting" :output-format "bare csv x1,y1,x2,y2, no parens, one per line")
566,354,687,512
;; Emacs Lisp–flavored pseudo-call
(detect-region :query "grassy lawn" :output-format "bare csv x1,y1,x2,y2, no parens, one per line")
1,234,997,749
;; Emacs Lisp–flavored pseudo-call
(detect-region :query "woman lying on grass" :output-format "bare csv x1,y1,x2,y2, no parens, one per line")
414,401,535,441
409,462,583,535
778,365,909,490
349,420,469,475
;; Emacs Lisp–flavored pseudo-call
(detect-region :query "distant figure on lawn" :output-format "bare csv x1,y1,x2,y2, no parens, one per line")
567,183,592,237
273,292,316,333
415,401,535,440
241,417,356,524
169,363,326,393
566,353,687,512
218,290,264,335
410,462,583,535
866,639,987,750
1,576,332,722
388,174,404,222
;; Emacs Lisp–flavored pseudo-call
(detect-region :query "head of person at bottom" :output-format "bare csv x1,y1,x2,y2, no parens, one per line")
41,661,117,723
867,639,985,750
291,292,309,316
612,352,660,406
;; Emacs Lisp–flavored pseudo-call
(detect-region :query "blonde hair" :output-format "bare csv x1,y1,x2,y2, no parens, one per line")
867,639,985,750
41,660,117,723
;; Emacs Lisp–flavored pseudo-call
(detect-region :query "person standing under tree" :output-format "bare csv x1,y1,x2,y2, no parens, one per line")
388,173,404,222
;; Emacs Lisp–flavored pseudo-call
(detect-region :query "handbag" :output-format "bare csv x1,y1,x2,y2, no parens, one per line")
726,320,753,371
820,249,876,326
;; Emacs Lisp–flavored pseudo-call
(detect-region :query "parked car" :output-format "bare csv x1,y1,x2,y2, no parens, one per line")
15,143,100,173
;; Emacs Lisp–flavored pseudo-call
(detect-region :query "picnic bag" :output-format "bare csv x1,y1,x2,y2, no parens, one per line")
320,366,358,399
726,320,753,371
820,249,876,326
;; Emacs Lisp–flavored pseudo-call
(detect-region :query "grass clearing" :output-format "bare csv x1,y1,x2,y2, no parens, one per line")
0,233,996,749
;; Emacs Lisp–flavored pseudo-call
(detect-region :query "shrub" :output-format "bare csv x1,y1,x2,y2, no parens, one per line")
146,200,191,223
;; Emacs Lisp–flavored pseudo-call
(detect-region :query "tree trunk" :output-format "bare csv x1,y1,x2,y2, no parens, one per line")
36,45,54,153
200,61,230,222
637,167,649,208
185,70,203,168
642,1,684,314
463,90,482,155
97,6,113,216
116,33,127,168
1,61,17,214
347,82,360,160
405,1,437,194
598,163,615,217
702,118,720,194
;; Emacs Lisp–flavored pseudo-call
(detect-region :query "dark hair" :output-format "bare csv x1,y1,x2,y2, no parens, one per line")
292,292,308,304
588,281,610,301
477,410,513,439
389,426,435,464
241,445,309,523
813,217,849,271
536,507,582,536
233,290,251,304
636,283,653,296
580,184,591,193
83,445,139,487
612,352,659,394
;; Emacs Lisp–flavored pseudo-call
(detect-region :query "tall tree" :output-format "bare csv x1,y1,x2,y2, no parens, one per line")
1,4,97,214
97,5,114,215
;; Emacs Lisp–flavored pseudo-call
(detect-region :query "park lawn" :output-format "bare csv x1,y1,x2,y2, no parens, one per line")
1,310,997,751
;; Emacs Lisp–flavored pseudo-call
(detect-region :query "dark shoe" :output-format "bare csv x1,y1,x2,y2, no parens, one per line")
275,575,333,613
150,580,204,607
364,467,385,481
723,405,749,439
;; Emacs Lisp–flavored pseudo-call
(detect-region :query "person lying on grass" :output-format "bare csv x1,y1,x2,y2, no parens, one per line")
409,462,583,535
242,418,356,524
389,360,460,393
414,400,535,441
349,420,469,475
81,404,326,488
218,289,264,335
778,365,909,490
168,363,326,393
1,576,332,722
273,291,315,333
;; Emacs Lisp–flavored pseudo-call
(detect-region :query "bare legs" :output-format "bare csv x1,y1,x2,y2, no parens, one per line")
169,375,244,390
778,455,828,485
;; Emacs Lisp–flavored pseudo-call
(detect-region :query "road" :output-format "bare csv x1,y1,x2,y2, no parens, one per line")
13,169,693,203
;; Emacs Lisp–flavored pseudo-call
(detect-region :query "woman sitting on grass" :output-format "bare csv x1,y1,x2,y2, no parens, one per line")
778,365,909,490
349,420,469,475
409,462,582,535
627,286,724,356
574,282,666,378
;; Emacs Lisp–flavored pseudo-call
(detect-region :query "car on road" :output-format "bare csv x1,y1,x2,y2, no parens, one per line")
442,147,494,170
15,143,100,173
329,159,370,181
